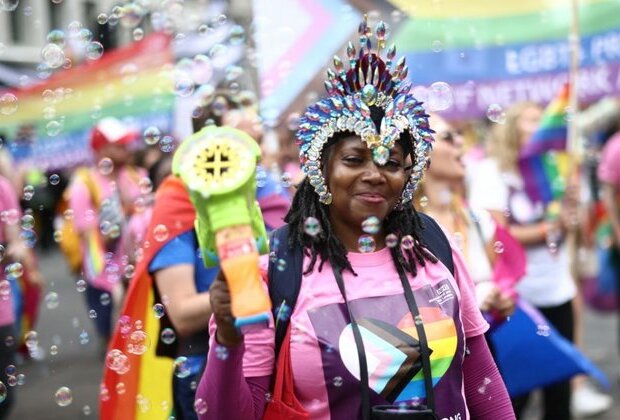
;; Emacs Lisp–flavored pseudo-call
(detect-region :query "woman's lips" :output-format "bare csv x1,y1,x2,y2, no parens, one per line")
356,193,387,204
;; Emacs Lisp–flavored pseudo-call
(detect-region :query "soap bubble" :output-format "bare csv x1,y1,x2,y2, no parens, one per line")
361,216,381,234
98,157,114,175
401,235,414,250
173,356,191,378
153,303,165,318
153,224,169,242
0,382,6,403
194,398,208,415
143,126,161,145
22,185,35,201
86,42,104,60
41,43,65,68
55,386,73,407
486,104,506,124
45,292,59,309
228,25,245,45
427,82,454,111
160,328,176,345
358,235,376,253
215,345,229,361
431,40,443,52
0,93,18,115
332,376,343,387
303,217,321,237
386,233,398,248
0,0,19,12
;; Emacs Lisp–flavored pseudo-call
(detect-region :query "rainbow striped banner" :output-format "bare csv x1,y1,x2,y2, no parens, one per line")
0,33,175,169
387,0,620,118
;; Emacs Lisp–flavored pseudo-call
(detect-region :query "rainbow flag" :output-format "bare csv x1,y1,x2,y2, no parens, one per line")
521,83,570,158
84,229,106,279
100,177,196,420
519,151,571,204
518,83,571,204
0,33,175,170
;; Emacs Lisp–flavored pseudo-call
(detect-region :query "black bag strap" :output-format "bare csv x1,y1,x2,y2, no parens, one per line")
269,213,455,356
417,213,454,276
268,224,304,358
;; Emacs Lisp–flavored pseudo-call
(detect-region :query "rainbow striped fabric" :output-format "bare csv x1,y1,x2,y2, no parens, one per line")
518,84,570,204
100,177,196,420
0,33,174,169
519,151,571,204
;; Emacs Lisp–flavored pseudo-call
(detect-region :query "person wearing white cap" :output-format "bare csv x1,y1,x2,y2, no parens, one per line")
65,117,146,348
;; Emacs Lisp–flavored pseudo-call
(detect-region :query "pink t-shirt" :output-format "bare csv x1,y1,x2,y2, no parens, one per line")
598,132,620,187
0,175,19,326
68,166,145,291
209,244,488,420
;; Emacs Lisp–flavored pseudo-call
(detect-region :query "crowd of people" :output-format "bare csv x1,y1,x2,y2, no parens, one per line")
1,16,620,420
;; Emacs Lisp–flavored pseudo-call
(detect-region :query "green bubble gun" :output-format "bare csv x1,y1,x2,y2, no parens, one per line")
173,126,271,328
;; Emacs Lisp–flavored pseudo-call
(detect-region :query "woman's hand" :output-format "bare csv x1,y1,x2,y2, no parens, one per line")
559,182,580,232
491,292,516,318
209,271,242,347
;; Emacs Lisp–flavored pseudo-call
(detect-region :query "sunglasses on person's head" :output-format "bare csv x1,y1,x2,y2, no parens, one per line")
436,130,462,145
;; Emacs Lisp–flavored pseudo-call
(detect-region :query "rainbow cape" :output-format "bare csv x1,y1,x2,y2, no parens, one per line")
100,176,196,420
518,83,571,204
0,33,174,170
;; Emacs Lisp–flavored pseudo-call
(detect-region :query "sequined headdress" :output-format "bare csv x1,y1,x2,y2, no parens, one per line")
296,16,434,206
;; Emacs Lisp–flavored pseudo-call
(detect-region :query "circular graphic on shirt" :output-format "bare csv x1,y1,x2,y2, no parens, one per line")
338,307,457,402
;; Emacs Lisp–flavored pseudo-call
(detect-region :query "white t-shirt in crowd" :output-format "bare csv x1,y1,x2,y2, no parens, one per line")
467,159,576,307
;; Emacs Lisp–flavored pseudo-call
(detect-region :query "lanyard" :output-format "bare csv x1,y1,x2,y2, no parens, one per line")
331,263,435,419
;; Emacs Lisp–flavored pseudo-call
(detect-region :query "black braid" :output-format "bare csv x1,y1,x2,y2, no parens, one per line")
284,177,438,277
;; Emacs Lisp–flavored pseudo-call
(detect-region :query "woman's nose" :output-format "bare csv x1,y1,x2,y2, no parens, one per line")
361,161,386,183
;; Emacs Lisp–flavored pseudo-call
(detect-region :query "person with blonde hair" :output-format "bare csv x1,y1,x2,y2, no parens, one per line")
469,101,610,419
416,114,515,346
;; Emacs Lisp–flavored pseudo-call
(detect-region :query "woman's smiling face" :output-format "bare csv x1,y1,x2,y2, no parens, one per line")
325,135,408,237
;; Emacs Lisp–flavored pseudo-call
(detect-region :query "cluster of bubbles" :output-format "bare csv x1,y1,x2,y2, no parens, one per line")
40,21,104,74
105,349,130,375
4,364,26,390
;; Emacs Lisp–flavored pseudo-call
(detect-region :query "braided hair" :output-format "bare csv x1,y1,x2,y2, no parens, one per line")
284,106,438,277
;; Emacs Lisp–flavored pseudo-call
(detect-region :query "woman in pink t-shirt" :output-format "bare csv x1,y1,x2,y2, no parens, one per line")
196,18,514,420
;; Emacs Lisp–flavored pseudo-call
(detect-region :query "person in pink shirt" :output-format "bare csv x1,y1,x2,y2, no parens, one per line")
0,173,42,418
598,130,620,352
196,18,513,420
66,118,145,344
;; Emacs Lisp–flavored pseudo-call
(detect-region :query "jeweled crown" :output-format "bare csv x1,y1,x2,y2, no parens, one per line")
296,15,434,206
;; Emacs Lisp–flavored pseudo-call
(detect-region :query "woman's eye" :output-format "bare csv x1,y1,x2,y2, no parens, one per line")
344,156,363,163
386,160,402,168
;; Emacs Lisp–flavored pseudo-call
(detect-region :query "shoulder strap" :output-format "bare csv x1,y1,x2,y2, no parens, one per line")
418,212,455,276
268,224,304,357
